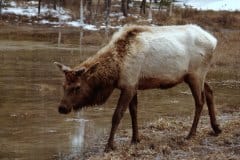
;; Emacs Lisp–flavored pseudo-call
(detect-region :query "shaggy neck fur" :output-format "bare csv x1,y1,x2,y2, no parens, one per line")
80,49,120,106
75,25,148,106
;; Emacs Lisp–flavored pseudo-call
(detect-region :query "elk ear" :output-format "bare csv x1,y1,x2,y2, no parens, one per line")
75,63,99,77
54,62,72,73
75,67,86,77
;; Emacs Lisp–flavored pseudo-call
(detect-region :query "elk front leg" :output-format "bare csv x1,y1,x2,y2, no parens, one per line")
185,74,205,139
129,94,140,144
105,88,136,152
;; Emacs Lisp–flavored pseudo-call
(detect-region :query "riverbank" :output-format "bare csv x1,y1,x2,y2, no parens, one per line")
86,110,240,160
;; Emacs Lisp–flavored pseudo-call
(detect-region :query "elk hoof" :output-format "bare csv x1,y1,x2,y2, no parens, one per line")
213,125,222,135
131,138,140,144
186,133,196,140
104,143,116,152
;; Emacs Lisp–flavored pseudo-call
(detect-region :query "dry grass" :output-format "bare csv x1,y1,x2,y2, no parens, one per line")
86,111,240,160
151,8,240,30
207,30,240,80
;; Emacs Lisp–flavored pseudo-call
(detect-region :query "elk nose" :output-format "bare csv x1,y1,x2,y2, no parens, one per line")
58,105,71,114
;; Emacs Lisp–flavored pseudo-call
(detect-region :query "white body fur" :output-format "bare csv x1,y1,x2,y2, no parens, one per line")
117,25,217,89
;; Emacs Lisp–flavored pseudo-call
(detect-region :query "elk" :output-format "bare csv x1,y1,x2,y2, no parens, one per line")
54,24,222,152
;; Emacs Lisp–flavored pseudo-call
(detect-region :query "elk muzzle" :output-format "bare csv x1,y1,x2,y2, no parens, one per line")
58,104,71,114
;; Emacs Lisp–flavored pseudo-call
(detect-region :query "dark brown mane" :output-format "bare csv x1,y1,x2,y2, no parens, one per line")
114,26,148,58
79,52,119,107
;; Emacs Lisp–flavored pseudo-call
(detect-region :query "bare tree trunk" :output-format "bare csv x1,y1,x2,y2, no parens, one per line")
104,0,111,26
169,3,173,17
0,0,2,15
87,0,92,23
92,0,100,25
38,0,42,15
80,0,84,24
158,0,162,11
58,29,62,47
148,0,152,22
87,0,92,12
140,0,146,14
104,0,111,39
79,28,83,54
61,0,66,7
53,0,57,10
121,0,128,17
58,0,62,47
127,0,131,9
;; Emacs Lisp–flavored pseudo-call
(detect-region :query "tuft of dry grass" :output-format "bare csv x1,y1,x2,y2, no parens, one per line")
208,30,240,80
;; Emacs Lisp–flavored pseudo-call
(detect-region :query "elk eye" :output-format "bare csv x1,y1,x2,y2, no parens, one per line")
75,86,81,93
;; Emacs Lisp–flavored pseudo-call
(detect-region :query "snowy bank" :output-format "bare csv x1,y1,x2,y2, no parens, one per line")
175,0,240,11
1,1,99,31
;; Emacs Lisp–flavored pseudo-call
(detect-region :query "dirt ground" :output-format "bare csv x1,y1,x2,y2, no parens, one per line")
81,106,239,160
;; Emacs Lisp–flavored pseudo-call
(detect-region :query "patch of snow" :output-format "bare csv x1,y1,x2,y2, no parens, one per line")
135,0,240,11
175,0,240,11
112,4,121,7
66,21,84,27
82,24,98,31
66,21,98,30
59,14,72,21
2,7,38,17
100,25,122,29
39,19,98,31
10,1,17,7
110,12,123,17
39,20,58,25
27,1,39,5
2,1,72,20
118,15,126,20
2,1,100,30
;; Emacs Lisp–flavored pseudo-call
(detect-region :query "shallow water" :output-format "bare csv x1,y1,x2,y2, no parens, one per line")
0,42,239,159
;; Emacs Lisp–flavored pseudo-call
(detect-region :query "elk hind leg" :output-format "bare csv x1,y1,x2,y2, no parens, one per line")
204,82,222,135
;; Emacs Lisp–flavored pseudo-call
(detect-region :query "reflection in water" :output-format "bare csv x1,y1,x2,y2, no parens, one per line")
71,121,85,152
79,28,83,54
66,117,88,155
58,29,62,47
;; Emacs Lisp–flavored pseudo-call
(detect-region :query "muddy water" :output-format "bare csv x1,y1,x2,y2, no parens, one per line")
0,42,239,159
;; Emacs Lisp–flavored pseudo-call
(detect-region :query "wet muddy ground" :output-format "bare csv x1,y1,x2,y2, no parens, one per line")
86,113,240,160
0,27,239,160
